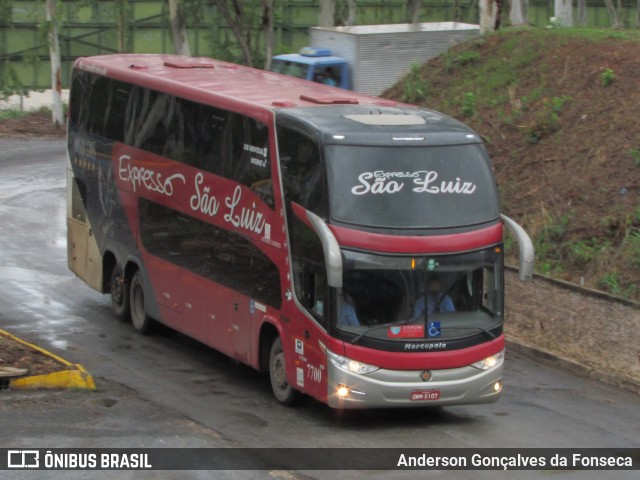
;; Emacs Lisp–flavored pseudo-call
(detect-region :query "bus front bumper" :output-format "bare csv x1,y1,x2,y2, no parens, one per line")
326,361,503,409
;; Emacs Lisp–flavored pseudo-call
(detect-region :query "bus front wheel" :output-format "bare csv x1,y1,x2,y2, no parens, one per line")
130,271,153,334
269,337,299,406
110,265,130,323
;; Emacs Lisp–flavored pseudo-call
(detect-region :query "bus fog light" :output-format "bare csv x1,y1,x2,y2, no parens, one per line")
336,384,365,398
471,350,504,370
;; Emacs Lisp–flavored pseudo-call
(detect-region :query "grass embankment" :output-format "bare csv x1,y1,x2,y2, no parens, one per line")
385,27,640,301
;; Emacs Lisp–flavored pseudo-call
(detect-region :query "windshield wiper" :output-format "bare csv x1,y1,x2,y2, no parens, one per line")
437,324,499,339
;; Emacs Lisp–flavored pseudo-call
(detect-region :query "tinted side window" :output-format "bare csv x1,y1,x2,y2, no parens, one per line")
126,88,173,156
182,101,228,174
288,214,327,328
103,80,130,142
226,114,272,207
278,127,326,216
139,199,281,308
125,91,273,207
69,71,89,129
85,74,110,136
70,70,129,142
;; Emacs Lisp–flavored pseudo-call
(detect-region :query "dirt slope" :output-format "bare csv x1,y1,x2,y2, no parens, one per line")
384,27,640,301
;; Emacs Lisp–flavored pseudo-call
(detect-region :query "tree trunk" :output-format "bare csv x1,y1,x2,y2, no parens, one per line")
479,0,499,33
318,0,335,27
213,0,253,66
616,0,624,27
45,0,63,127
406,0,422,24
554,0,573,26
261,0,274,70
343,0,357,26
510,0,528,26
604,0,621,28
577,0,587,26
169,0,191,56
117,0,127,53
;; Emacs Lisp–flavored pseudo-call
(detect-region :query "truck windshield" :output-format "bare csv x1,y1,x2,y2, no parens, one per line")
270,59,309,80
326,144,500,229
334,248,503,343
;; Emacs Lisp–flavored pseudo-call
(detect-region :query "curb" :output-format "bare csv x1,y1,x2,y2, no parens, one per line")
0,328,96,391
506,338,640,397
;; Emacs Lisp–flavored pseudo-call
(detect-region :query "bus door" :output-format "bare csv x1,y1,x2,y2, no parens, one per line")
228,242,258,365
231,292,253,364
288,259,329,399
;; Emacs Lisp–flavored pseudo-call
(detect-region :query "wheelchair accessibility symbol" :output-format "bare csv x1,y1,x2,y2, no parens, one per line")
428,321,441,338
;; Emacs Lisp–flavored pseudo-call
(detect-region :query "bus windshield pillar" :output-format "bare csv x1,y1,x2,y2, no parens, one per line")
306,210,343,288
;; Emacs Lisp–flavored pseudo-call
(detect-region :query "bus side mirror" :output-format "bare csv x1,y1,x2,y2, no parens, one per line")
501,214,535,282
305,210,343,288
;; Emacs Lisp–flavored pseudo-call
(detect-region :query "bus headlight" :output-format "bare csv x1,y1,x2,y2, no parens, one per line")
471,350,504,370
327,349,379,375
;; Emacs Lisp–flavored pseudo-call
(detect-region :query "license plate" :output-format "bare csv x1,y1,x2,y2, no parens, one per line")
411,390,440,401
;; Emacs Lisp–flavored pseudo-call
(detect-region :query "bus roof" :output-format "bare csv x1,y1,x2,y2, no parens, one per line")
276,105,480,147
75,54,377,109
73,54,478,144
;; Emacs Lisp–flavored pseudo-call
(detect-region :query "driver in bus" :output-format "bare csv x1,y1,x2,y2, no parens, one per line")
338,291,359,326
413,276,455,319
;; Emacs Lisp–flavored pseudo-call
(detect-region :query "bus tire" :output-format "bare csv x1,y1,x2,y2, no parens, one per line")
269,337,299,406
110,265,130,323
129,270,153,334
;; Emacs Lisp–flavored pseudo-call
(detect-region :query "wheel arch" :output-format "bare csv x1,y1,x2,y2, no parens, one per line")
102,251,117,294
258,321,280,372
122,259,141,282
102,251,141,294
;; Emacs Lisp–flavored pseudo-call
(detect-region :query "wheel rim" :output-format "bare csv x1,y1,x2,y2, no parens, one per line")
270,338,294,404
271,350,287,391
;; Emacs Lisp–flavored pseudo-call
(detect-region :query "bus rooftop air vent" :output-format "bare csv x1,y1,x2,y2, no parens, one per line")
163,60,216,69
272,101,298,108
299,94,359,105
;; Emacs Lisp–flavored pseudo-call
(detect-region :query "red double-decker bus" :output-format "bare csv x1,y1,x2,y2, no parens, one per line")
67,54,533,408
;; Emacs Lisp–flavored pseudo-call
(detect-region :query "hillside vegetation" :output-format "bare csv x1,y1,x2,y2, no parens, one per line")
385,27,640,302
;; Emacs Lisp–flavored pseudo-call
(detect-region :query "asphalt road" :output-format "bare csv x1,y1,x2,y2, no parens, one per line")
0,139,638,480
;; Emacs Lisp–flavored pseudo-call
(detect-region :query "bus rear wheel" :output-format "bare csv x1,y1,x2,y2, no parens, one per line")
269,337,299,406
130,271,153,334
110,265,130,323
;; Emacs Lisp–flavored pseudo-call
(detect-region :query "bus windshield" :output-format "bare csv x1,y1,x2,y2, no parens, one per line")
326,144,500,229
334,247,503,343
